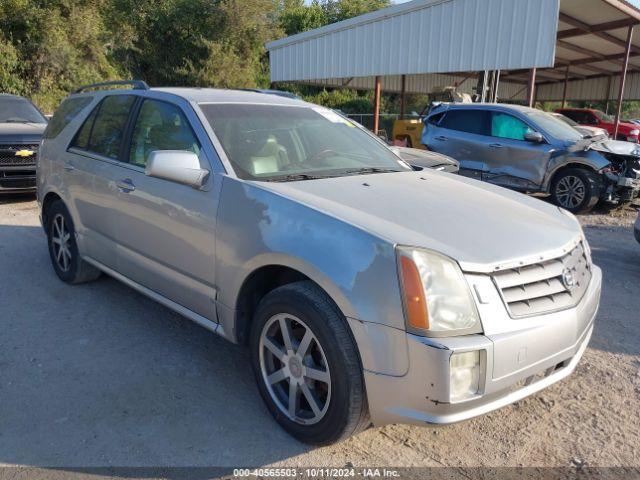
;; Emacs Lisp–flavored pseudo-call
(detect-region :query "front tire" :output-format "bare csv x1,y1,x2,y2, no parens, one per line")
550,168,601,213
249,281,369,445
46,200,101,284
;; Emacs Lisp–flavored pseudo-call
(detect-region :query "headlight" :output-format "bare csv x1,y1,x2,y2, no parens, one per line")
397,247,482,336
631,129,640,136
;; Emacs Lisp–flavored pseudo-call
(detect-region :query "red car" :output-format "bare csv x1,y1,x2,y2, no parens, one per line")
555,108,640,142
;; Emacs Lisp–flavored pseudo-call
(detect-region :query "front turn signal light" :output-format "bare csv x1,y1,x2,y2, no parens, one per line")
400,256,429,330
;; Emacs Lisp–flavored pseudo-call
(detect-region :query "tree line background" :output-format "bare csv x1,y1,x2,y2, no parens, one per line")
0,0,411,114
1,0,636,117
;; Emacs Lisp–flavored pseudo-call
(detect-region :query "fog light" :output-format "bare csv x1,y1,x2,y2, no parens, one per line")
450,351,481,402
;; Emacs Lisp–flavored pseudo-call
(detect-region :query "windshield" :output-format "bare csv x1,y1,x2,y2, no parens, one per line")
200,104,408,181
593,110,614,122
525,111,583,142
0,96,47,123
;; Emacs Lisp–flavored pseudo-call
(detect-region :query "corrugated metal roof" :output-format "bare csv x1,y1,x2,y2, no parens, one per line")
267,0,640,104
267,0,560,83
535,71,640,100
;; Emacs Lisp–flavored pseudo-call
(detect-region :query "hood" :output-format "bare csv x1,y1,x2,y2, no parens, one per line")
619,121,639,130
589,139,640,157
389,146,459,173
575,125,607,138
0,122,46,144
258,171,582,272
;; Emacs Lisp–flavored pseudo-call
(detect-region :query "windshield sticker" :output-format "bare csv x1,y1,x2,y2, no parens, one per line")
313,108,355,127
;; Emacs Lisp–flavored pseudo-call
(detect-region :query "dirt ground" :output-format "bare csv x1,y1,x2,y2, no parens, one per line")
0,195,638,475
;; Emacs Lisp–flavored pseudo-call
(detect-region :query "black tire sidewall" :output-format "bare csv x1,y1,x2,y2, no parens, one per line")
46,201,81,283
551,169,599,213
249,285,362,445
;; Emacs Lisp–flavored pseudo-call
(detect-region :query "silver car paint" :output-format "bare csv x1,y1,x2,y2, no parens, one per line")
38,88,601,426
423,103,611,192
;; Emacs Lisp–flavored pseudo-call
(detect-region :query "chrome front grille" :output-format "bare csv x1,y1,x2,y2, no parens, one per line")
492,243,592,317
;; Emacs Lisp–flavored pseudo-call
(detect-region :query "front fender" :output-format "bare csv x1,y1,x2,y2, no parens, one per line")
214,176,407,334
542,150,608,191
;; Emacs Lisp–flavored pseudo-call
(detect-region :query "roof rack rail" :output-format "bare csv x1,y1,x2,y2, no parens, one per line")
73,80,150,94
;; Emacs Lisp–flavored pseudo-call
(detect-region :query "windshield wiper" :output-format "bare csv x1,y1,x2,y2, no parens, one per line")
267,173,330,182
4,118,31,123
341,167,402,176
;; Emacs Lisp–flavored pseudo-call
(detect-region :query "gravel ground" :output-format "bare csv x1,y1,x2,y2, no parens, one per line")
0,195,638,476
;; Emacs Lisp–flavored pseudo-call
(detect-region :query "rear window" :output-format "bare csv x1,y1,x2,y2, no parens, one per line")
439,109,489,136
43,97,93,139
70,95,135,160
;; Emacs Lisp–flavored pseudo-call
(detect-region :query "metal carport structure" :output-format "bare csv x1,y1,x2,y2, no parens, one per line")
266,0,640,136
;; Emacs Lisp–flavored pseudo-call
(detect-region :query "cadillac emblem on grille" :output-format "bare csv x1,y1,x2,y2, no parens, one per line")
561,267,577,291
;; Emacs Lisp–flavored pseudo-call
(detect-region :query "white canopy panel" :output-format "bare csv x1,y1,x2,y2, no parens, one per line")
267,0,560,82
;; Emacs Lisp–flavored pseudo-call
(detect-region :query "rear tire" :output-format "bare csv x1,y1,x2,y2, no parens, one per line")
249,281,369,445
550,168,601,213
46,200,101,284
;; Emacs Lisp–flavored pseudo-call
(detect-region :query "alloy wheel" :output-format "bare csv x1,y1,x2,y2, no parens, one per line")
259,313,331,425
51,213,72,272
556,175,586,209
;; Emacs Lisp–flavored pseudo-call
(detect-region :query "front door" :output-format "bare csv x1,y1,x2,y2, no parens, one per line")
481,111,552,190
113,98,218,320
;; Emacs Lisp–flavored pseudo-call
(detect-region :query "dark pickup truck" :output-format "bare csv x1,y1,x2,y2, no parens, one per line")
0,94,47,193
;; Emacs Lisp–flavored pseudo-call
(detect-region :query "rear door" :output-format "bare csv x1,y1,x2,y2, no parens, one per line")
66,95,136,269
112,97,218,321
424,108,492,180
481,111,552,189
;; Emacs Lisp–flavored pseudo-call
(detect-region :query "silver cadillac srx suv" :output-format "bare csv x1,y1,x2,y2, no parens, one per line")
38,81,602,445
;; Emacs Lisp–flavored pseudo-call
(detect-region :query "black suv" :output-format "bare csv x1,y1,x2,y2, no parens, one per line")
0,94,48,193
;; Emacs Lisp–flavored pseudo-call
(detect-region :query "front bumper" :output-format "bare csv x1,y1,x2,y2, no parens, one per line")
0,166,36,192
364,265,601,427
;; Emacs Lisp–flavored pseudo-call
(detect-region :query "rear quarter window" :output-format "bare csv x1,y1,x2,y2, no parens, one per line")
70,95,135,160
43,97,93,139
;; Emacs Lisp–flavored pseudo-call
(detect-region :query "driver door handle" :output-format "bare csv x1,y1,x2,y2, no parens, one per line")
117,178,135,193
434,135,447,141
63,163,75,172
489,143,504,148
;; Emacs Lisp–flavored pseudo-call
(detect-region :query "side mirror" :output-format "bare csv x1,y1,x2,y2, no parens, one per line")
524,131,544,143
146,150,209,188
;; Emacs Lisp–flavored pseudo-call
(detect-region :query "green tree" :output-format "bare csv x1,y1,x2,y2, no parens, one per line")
321,0,390,23
279,0,327,36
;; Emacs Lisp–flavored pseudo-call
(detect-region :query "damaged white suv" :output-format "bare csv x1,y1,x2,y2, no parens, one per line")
38,83,602,444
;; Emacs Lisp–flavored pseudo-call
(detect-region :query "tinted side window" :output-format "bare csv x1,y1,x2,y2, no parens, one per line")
128,99,201,167
71,106,99,150
88,96,135,159
560,110,579,122
584,112,598,124
439,110,489,135
490,112,532,141
565,110,590,123
427,112,445,125
44,97,93,139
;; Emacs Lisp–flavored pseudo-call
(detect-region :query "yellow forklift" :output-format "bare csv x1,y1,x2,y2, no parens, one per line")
391,86,472,149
